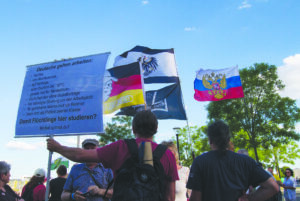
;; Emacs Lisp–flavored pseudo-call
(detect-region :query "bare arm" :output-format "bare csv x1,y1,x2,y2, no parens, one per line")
87,186,113,199
164,181,175,201
189,190,202,201
61,190,71,201
61,190,86,201
282,184,296,190
239,177,279,201
47,138,99,163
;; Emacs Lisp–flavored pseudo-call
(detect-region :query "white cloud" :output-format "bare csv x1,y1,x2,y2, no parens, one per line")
141,0,149,5
278,54,300,100
5,140,39,150
184,27,196,32
238,0,252,9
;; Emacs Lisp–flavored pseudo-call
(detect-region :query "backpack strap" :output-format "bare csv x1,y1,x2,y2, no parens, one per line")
153,144,168,161
124,139,139,161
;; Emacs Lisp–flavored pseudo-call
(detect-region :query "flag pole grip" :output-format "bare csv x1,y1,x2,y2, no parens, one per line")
45,135,53,201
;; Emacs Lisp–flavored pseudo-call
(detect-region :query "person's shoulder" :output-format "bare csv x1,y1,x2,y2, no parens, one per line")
70,163,85,172
34,184,46,192
4,184,13,192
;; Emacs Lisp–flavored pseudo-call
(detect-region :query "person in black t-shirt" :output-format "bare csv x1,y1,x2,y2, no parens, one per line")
187,120,279,201
49,165,67,201
0,161,24,201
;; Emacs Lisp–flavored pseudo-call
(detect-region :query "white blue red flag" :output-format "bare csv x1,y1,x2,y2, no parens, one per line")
194,66,244,101
114,46,179,83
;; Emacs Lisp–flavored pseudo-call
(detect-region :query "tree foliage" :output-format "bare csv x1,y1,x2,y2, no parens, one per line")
98,116,134,145
174,125,210,167
206,63,300,162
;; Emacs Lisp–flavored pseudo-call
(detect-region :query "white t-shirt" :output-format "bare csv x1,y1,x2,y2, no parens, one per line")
176,166,190,201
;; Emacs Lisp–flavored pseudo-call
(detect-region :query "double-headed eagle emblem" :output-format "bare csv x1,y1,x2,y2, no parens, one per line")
202,72,227,99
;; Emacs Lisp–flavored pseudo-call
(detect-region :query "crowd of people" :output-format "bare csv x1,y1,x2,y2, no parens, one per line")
0,110,298,201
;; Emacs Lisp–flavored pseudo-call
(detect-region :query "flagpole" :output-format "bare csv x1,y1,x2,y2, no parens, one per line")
172,51,194,161
45,135,53,201
138,61,147,110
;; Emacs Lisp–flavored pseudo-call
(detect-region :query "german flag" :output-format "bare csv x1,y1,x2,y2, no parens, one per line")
103,62,145,114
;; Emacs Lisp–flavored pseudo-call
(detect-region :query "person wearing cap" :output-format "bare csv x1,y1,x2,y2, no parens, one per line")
0,161,24,201
61,139,113,201
21,168,46,201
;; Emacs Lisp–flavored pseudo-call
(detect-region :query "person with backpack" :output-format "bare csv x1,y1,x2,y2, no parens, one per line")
21,168,46,201
47,110,179,201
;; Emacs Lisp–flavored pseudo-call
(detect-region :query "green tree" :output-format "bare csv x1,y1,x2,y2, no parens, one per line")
98,116,134,145
207,63,300,162
175,125,210,167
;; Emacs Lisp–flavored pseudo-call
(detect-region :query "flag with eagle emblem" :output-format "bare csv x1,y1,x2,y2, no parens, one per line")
194,66,244,101
114,46,179,83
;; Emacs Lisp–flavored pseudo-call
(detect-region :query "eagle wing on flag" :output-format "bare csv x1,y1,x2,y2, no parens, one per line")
220,75,227,89
202,75,213,89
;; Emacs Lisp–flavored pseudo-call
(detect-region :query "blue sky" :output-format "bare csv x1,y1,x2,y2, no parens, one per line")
1,0,300,179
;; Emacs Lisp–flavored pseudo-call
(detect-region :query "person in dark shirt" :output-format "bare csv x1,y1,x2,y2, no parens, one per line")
0,161,24,201
187,120,279,201
49,165,67,201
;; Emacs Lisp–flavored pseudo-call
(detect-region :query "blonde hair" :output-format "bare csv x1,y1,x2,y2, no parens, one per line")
161,140,179,165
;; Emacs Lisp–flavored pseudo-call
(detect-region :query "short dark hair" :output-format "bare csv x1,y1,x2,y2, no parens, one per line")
285,168,294,177
132,110,158,138
207,120,231,151
0,161,10,175
56,165,67,176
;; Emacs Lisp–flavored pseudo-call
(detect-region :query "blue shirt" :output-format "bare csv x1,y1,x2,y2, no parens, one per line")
283,176,296,200
64,163,113,201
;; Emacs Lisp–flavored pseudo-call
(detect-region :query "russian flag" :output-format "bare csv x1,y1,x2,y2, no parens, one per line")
194,66,244,101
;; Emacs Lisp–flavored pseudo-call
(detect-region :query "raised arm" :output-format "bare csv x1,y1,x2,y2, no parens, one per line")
47,138,99,163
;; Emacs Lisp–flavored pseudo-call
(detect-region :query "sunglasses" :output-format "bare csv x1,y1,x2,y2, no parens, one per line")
285,172,291,174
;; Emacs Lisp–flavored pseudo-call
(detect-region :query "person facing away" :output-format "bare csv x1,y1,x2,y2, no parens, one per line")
21,168,46,201
47,110,179,201
61,139,113,201
186,120,279,201
49,165,68,201
161,140,191,201
0,161,24,201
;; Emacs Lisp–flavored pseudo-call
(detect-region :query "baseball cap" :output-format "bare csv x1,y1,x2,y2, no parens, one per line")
82,139,99,148
34,168,45,177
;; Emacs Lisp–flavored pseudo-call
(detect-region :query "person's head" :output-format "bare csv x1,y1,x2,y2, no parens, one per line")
161,141,179,165
207,120,231,151
56,165,67,177
27,168,45,187
267,167,274,174
284,168,294,177
0,161,11,184
237,149,249,156
132,110,158,138
82,139,99,166
82,139,99,150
